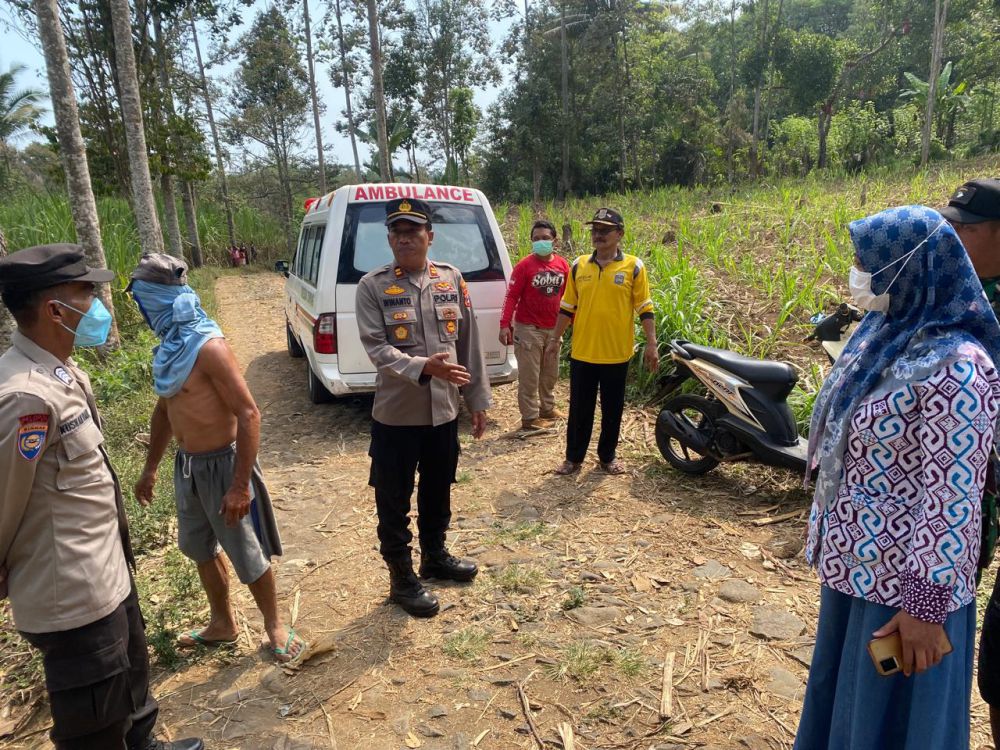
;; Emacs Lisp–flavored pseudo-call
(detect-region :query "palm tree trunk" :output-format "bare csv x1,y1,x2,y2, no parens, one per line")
303,0,326,193
0,226,12,351
109,0,164,255
366,0,391,181
921,0,949,167
334,0,362,178
189,5,236,247
180,179,203,267
152,6,183,258
34,0,119,347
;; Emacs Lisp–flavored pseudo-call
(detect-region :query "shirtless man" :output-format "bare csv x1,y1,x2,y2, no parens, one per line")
129,254,304,662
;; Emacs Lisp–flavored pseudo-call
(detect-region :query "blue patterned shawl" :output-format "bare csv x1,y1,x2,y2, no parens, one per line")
807,205,1000,510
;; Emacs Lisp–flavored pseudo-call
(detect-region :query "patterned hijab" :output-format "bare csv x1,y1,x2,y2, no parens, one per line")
807,205,1000,510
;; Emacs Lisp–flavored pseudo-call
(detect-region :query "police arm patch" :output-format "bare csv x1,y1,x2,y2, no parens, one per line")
17,413,49,461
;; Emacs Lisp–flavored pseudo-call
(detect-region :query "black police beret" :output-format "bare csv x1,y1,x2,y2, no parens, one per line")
0,243,116,293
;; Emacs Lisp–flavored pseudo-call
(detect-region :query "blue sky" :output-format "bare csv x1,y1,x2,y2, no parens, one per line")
0,3,514,170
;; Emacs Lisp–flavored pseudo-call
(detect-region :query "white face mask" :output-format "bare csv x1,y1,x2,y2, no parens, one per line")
848,219,947,313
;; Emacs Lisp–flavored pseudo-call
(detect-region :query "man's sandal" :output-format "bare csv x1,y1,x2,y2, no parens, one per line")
272,629,307,663
599,459,627,475
177,629,238,648
554,460,582,475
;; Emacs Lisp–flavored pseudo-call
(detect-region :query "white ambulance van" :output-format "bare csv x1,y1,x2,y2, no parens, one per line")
282,183,518,402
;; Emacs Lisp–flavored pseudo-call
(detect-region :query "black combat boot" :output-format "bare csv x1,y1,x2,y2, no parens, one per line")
387,557,440,617
419,548,478,582
135,738,205,750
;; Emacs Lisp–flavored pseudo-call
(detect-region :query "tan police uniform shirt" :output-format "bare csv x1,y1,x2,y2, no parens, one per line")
357,261,492,427
0,331,130,633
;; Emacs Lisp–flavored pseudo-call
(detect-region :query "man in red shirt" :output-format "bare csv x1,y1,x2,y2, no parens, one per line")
500,220,570,430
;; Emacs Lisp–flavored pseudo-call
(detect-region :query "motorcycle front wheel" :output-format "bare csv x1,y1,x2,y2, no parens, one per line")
655,394,721,475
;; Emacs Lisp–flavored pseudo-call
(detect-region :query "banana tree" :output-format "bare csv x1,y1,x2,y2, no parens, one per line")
901,61,970,150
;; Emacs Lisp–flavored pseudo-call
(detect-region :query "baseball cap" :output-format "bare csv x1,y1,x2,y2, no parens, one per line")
584,208,624,228
940,178,1000,224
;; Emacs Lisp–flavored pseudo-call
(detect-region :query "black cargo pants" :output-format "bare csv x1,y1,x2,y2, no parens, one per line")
21,585,158,750
368,419,460,560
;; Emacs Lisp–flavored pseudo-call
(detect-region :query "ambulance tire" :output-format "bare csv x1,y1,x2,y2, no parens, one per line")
307,361,334,404
287,323,305,358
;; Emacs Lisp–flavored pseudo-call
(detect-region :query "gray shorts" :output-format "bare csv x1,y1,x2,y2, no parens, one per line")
174,445,283,584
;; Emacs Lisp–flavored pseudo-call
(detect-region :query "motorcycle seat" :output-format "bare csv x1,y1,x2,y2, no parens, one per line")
682,343,798,387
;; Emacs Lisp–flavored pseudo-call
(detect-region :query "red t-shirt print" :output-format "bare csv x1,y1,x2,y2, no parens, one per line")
500,253,571,330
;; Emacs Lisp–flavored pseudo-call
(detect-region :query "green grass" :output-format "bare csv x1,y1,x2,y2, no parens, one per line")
545,641,648,682
485,521,548,545
489,564,546,595
443,627,491,662
561,586,586,610
497,155,1000,425
0,191,286,285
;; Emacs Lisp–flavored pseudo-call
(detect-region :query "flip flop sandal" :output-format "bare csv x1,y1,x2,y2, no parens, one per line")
554,460,582,475
272,629,307,663
600,459,627,475
177,629,238,648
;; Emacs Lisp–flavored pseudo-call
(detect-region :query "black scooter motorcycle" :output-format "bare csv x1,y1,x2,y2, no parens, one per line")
654,304,861,476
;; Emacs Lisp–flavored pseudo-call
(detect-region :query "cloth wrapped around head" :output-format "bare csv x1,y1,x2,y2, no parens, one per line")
129,254,223,398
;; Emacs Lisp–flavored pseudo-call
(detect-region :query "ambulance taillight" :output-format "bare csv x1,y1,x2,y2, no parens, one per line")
314,313,337,354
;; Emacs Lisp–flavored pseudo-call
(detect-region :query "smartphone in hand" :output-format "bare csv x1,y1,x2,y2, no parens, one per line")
868,631,953,676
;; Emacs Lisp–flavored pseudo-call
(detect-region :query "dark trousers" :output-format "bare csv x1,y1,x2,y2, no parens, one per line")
566,358,630,464
21,586,157,750
368,419,460,560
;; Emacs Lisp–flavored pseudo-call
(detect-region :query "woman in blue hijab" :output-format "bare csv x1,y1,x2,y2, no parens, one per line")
796,205,1000,749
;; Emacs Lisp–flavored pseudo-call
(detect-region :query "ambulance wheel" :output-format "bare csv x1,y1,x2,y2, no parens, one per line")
307,362,334,404
286,323,305,358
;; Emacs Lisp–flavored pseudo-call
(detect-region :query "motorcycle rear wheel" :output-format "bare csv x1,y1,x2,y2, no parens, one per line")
656,394,721,475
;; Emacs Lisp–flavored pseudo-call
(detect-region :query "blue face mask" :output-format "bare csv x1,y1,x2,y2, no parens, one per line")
55,298,113,348
532,240,554,256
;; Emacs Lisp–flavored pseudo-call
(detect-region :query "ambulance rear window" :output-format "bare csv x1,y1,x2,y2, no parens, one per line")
338,202,505,283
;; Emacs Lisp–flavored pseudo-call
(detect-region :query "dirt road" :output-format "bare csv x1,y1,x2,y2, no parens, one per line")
137,272,992,750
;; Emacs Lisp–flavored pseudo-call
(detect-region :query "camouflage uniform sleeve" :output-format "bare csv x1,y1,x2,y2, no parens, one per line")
357,275,429,385
455,273,492,412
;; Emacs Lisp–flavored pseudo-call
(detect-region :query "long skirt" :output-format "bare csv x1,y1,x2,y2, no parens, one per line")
794,585,975,750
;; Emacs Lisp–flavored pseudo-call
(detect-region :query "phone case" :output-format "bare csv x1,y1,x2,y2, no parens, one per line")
867,630,953,676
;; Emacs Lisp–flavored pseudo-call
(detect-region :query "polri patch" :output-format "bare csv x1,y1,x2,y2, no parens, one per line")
17,413,49,461
53,366,74,386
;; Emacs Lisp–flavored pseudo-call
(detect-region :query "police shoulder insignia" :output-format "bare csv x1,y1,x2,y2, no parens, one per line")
53,366,74,386
17,413,49,461
394,325,409,341
385,284,406,296
460,279,471,308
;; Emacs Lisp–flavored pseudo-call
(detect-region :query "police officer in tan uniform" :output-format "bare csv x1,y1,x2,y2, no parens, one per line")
0,244,202,750
357,198,492,617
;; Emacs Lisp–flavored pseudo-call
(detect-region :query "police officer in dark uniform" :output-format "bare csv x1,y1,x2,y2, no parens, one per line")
942,179,1000,744
0,245,202,750
356,198,492,617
